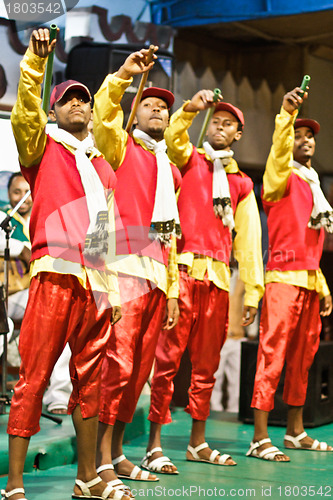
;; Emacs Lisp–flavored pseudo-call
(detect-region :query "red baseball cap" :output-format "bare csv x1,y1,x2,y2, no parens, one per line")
132,87,175,109
295,118,320,136
50,80,92,109
213,102,244,128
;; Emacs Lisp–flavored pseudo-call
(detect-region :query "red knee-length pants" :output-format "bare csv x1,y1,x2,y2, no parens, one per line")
7,272,112,437
99,275,166,426
251,282,321,412
149,270,229,424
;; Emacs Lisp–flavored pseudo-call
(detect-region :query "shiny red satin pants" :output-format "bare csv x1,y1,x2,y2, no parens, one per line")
7,272,112,437
99,275,166,425
251,282,321,412
149,270,229,424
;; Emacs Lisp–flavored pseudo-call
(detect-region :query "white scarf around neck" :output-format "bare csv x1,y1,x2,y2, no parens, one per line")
133,128,181,245
293,161,333,233
48,127,110,258
202,141,234,230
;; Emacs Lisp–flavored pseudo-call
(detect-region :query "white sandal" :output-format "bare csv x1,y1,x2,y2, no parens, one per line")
141,446,179,475
1,488,27,500
284,431,333,451
113,454,159,481
96,464,131,494
187,442,235,466
246,438,289,461
72,476,124,499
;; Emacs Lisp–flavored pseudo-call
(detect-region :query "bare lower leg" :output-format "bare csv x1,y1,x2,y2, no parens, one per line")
96,422,118,483
112,420,126,459
252,408,289,461
112,420,156,480
189,419,206,448
286,406,304,437
72,406,130,499
145,421,177,473
5,435,30,500
72,406,99,482
187,419,236,465
147,421,163,451
253,408,270,442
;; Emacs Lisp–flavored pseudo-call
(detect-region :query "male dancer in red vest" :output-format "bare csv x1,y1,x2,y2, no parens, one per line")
247,87,333,462
141,89,264,473
2,29,127,500
93,48,182,483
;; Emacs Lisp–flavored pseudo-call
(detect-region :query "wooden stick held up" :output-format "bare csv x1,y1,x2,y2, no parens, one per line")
125,45,156,133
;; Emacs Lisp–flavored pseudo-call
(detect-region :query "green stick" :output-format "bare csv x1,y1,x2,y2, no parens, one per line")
42,24,58,114
196,88,222,148
296,75,310,118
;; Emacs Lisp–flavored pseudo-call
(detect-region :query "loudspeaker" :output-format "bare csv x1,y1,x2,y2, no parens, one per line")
66,42,174,116
239,340,333,427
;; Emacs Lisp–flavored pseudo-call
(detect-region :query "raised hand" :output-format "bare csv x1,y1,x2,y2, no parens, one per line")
29,27,58,58
184,89,223,113
117,46,158,80
282,87,308,115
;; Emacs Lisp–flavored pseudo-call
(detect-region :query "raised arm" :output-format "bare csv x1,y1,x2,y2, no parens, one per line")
93,47,158,169
165,89,222,168
11,28,58,168
263,87,308,202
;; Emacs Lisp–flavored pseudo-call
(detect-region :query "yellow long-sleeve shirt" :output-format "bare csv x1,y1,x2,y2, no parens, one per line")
164,103,264,308
93,72,179,299
11,49,120,306
263,106,329,299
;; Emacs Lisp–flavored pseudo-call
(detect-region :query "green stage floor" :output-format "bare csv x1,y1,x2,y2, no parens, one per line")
1,405,333,500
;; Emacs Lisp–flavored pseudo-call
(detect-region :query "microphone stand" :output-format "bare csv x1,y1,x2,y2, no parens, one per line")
0,191,62,424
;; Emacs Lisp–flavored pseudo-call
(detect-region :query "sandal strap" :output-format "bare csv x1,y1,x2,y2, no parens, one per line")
297,431,308,441
1,489,26,499
312,439,329,450
101,484,114,500
312,439,320,450
130,465,142,479
208,449,231,464
259,446,283,459
284,432,307,448
209,450,220,462
97,464,115,473
113,454,126,466
108,479,127,490
112,490,127,500
246,438,272,456
75,477,102,495
219,453,232,464
257,438,272,447
246,438,272,457
187,442,209,458
148,455,173,470
146,446,163,458
138,469,150,480
192,442,209,454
